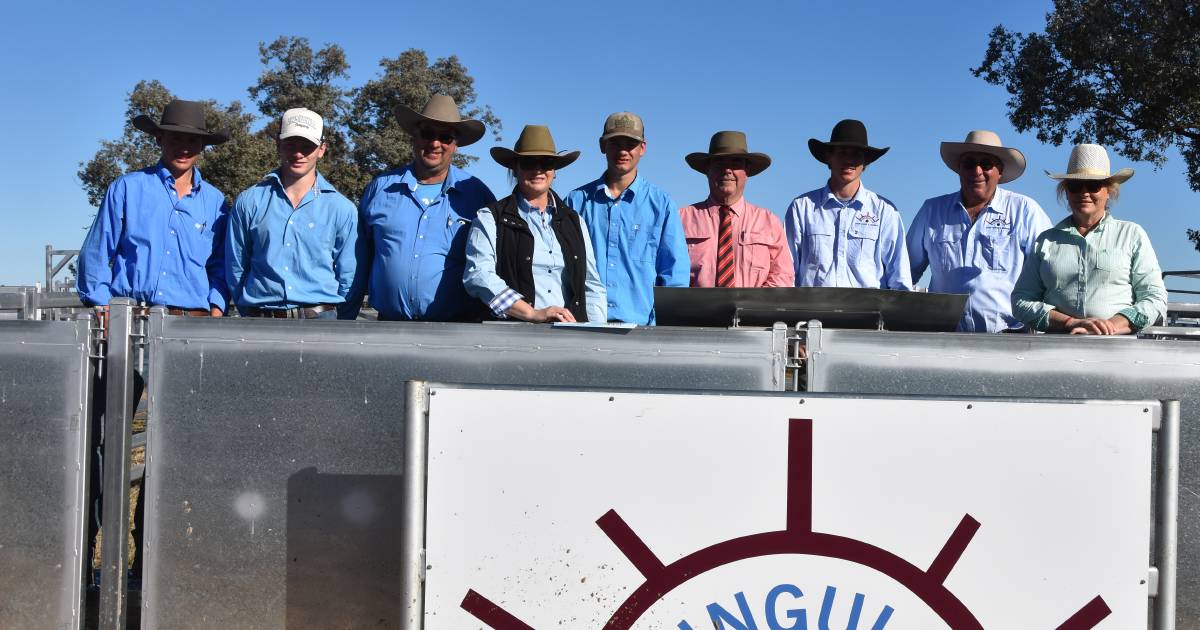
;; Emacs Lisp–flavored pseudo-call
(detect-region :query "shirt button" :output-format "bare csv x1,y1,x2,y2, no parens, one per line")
419,235,424,239
414,254,419,258
166,251,171,255
162,272,166,275
289,220,294,225
170,230,176,235
284,266,289,271
286,243,291,247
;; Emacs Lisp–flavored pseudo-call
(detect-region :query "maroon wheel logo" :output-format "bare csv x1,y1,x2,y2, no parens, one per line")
458,419,1113,629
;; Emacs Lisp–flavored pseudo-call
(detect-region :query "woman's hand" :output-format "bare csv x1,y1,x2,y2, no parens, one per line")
530,305,576,323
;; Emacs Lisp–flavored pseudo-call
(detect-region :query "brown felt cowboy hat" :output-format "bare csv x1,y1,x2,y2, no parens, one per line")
940,130,1026,184
685,131,771,176
808,119,889,165
490,125,580,170
132,99,229,145
394,94,486,147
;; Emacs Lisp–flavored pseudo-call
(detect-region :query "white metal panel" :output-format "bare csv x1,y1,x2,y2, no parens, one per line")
425,389,1153,629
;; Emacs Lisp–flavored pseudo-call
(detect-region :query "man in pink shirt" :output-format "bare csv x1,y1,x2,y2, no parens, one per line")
680,131,794,287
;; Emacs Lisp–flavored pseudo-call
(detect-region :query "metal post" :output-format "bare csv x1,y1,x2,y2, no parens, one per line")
99,298,135,630
804,320,823,391
1154,400,1180,630
401,381,430,630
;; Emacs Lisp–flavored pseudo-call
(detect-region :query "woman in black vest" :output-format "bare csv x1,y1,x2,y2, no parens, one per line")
463,125,607,322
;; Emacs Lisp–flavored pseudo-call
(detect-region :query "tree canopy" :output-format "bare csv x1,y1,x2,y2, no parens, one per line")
971,0,1200,252
78,37,501,207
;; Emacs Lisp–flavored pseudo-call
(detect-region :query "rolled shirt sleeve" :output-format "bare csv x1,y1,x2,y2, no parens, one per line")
1121,224,1167,330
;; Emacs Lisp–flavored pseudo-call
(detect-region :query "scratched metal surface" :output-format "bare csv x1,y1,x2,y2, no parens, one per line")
0,320,91,629
806,328,1200,629
139,316,786,629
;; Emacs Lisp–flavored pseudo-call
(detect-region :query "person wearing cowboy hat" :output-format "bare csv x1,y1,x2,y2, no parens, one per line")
564,112,690,325
785,119,912,290
226,108,359,319
341,94,496,321
679,131,793,288
79,98,232,317
76,97,231,586
1012,144,1166,334
463,125,606,323
906,130,1052,332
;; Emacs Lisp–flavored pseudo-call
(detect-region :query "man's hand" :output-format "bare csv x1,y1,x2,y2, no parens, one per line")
210,305,223,317
94,305,110,339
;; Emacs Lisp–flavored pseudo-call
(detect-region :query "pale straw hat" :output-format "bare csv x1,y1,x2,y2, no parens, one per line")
1044,143,1134,183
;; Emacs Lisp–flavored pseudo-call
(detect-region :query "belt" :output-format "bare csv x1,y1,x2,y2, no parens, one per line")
244,304,337,319
164,306,210,317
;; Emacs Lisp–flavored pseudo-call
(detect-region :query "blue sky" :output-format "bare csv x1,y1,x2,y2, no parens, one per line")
2,1,1197,291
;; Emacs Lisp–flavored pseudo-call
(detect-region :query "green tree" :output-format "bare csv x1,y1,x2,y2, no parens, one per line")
79,38,501,209
971,0,1200,252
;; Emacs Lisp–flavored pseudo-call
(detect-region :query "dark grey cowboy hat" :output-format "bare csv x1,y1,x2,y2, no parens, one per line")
686,131,771,176
808,119,889,165
490,125,580,170
132,99,229,145
395,94,486,147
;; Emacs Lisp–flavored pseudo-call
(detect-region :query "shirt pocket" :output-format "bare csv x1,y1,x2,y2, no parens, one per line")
847,221,880,262
1092,249,1129,284
630,221,660,264
740,231,775,287
803,227,835,269
979,232,1012,272
185,222,218,266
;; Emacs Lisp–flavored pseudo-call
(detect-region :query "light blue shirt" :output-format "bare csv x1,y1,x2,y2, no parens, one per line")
463,196,607,322
907,187,1053,332
78,162,228,310
784,183,913,290
565,175,689,324
226,171,358,311
343,164,496,321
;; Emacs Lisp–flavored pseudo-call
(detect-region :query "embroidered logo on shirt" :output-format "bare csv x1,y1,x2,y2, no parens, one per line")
983,215,1012,229
853,211,880,225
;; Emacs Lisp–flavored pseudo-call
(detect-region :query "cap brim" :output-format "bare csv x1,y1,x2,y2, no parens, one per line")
601,131,645,143
394,104,486,147
940,142,1026,184
685,151,771,177
491,147,580,170
807,139,889,165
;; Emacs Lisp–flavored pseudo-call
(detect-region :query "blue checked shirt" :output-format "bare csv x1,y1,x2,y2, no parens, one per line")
784,183,913,290
463,196,607,322
565,175,689,324
906,187,1053,332
226,171,358,312
342,164,496,320
78,162,229,310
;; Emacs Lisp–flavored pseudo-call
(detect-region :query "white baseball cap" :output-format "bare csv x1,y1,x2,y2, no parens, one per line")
279,108,323,145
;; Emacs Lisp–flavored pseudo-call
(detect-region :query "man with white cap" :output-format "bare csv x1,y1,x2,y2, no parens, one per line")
342,94,496,321
564,112,689,324
906,130,1052,332
227,108,358,318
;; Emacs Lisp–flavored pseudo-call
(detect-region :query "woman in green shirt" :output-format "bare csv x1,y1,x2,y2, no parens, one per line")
1012,144,1167,334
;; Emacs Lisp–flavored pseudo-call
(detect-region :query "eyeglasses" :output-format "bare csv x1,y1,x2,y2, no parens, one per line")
517,156,556,171
960,157,999,172
1065,180,1106,193
418,127,457,144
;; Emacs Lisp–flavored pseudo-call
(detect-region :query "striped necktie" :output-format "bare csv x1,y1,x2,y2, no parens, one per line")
715,205,735,287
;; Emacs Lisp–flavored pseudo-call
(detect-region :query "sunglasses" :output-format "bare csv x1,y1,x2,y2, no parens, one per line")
960,157,1000,172
1065,180,1106,193
517,156,556,171
418,127,457,144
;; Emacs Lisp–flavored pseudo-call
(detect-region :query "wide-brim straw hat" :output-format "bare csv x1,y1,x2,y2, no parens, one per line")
490,125,580,170
808,119,888,165
1044,143,1134,183
940,130,1026,184
132,99,229,146
394,94,486,147
685,130,771,176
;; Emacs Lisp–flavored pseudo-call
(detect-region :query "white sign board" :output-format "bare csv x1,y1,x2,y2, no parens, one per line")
424,389,1153,629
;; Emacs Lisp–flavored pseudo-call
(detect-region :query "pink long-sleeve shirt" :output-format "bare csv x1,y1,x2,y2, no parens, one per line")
679,197,794,287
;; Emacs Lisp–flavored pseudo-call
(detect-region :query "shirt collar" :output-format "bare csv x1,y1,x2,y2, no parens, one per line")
705,196,746,215
518,194,557,216
1054,211,1111,235
156,161,204,192
401,163,460,193
820,182,865,209
266,170,336,195
590,173,644,202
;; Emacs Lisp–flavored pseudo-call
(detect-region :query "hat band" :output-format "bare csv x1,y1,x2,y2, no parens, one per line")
1070,167,1112,177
